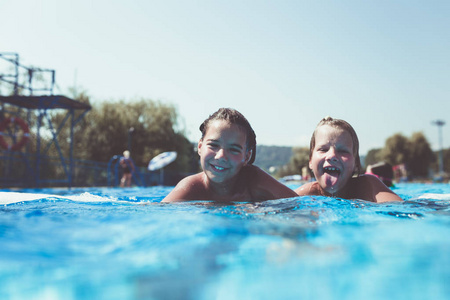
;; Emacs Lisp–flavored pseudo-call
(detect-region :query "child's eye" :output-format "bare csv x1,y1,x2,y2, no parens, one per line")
230,148,242,154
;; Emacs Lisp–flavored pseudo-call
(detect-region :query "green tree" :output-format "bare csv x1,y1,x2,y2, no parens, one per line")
364,148,382,169
378,131,435,180
53,96,197,174
277,147,309,177
85,99,196,172
408,132,433,178
380,133,410,166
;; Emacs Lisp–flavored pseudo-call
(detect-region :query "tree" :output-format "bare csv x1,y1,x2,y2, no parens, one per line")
408,132,433,178
380,133,410,166
364,148,382,170
277,147,309,178
53,96,197,174
376,131,434,180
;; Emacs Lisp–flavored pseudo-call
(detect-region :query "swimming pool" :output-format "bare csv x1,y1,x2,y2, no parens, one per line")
0,183,449,300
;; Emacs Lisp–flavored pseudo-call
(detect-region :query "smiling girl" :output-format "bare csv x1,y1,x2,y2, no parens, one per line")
162,108,297,203
295,117,402,203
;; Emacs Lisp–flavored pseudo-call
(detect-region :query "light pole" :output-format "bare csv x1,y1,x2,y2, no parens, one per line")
432,120,445,175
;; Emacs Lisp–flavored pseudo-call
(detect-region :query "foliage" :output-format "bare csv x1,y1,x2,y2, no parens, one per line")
364,148,382,170
43,94,199,182
380,133,410,166
276,147,309,178
77,98,197,173
408,132,434,177
1,66,198,186
374,131,435,179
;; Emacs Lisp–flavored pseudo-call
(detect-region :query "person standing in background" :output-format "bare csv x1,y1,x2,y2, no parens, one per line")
120,150,135,187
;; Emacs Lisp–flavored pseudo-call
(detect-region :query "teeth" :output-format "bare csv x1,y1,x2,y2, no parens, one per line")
213,165,225,170
324,167,339,172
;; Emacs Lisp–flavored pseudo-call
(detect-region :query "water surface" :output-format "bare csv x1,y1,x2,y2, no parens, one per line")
0,183,449,300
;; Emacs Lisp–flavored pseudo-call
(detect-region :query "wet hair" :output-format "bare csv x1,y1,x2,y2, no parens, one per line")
199,108,257,164
310,116,362,175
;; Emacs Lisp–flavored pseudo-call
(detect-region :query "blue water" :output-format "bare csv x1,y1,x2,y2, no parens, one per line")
0,183,449,300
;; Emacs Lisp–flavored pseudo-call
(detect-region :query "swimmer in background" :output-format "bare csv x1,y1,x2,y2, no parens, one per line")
295,117,402,203
120,150,135,187
162,108,298,203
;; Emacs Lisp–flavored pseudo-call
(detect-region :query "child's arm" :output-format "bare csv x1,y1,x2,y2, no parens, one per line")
295,182,315,196
250,166,298,200
364,175,403,203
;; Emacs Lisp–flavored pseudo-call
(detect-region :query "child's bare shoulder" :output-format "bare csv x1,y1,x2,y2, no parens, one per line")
244,166,297,199
162,173,206,202
242,165,269,178
176,173,204,187
295,182,315,195
355,174,387,189
352,174,402,202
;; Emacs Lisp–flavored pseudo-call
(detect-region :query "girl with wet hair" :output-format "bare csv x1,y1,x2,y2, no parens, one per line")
296,116,402,203
163,108,297,203
310,117,362,175
199,108,257,164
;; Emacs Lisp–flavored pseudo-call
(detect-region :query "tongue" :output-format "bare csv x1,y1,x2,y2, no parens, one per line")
324,171,339,187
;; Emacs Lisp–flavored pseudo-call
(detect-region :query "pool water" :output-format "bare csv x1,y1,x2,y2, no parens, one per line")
0,183,449,300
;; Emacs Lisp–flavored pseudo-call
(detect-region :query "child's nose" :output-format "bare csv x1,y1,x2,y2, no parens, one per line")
326,148,338,161
215,148,227,159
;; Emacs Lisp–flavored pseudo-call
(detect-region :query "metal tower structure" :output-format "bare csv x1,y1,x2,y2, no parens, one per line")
0,52,91,188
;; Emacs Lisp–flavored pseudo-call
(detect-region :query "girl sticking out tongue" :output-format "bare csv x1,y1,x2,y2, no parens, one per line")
295,117,402,203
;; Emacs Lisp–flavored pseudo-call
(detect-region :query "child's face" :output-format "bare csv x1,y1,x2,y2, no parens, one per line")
198,120,251,184
309,125,356,195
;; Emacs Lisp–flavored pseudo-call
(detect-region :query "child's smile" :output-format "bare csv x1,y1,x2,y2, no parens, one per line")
211,165,226,171
209,162,230,173
198,120,250,186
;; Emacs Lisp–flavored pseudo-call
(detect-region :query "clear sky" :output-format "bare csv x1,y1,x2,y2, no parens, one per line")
1,0,449,155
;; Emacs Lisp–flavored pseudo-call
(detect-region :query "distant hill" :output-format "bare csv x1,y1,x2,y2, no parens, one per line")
254,145,293,171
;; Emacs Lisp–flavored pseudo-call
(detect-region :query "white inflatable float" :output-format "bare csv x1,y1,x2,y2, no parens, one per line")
148,151,177,171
